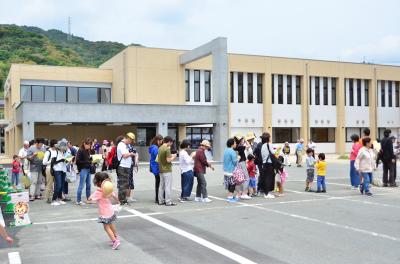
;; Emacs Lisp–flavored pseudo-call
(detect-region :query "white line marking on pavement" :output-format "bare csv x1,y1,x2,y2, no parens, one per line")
8,252,22,264
123,207,257,264
205,194,400,242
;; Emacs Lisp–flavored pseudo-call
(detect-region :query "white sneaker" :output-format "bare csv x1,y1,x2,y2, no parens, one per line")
51,201,60,206
58,200,66,205
194,197,202,202
202,198,213,203
240,194,252,200
264,193,275,199
127,198,137,203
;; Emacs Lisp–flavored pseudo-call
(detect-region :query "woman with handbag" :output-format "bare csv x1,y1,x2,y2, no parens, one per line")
234,134,251,200
76,138,93,205
223,138,239,202
260,133,277,199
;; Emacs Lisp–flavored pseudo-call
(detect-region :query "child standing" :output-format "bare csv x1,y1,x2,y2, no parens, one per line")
88,172,121,250
11,155,21,188
276,156,287,196
246,154,257,197
305,149,315,192
315,153,327,193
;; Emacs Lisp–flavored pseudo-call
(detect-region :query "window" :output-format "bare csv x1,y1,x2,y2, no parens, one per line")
331,78,336,105
44,86,55,102
287,75,292,104
315,77,320,105
357,79,361,106
230,72,234,103
396,81,399,107
272,74,275,104
20,85,31,101
68,87,78,103
186,127,213,149
136,127,156,146
238,72,243,103
100,89,111,103
364,80,369,106
194,70,200,102
310,128,335,142
323,77,328,105
349,79,354,106
346,127,365,142
79,88,98,103
247,73,253,103
388,81,393,107
257,74,263,103
381,81,385,107
205,70,211,102
32,85,44,102
278,75,283,104
55,86,66,102
272,127,299,143
296,76,301,104
185,69,190,102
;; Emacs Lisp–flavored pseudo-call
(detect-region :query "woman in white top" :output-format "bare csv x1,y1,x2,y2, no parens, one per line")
260,133,276,199
51,139,68,206
355,137,375,196
179,140,195,201
43,139,58,204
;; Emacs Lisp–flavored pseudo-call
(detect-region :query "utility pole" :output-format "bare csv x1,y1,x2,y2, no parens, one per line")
67,16,72,40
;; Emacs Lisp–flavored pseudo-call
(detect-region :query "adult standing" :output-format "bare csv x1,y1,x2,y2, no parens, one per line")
127,139,139,203
101,140,111,171
179,139,195,202
42,139,58,203
149,134,163,203
307,140,316,152
26,138,46,201
223,138,238,202
234,135,251,200
295,139,305,167
116,133,136,205
158,136,177,206
76,138,93,205
380,129,396,187
64,141,78,201
18,141,30,176
349,134,362,189
245,132,257,155
51,139,68,206
355,137,375,196
254,133,269,195
261,133,276,199
193,140,214,203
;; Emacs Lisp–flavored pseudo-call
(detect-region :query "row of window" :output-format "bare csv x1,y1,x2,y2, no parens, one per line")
309,77,337,106
20,85,111,104
272,75,302,105
185,69,211,103
273,127,335,143
378,80,400,107
230,72,263,104
345,79,369,107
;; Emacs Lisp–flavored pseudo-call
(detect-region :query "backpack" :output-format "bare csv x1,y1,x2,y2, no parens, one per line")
107,146,122,170
266,143,283,172
232,163,246,185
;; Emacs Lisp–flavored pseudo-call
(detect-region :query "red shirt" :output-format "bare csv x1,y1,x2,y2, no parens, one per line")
194,148,208,174
350,142,362,161
246,160,256,177
12,160,21,173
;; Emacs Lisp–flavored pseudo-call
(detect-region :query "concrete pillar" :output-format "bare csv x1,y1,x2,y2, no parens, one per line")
157,122,168,138
23,121,35,143
263,61,272,136
178,125,186,143
336,77,346,155
369,69,377,141
301,64,309,142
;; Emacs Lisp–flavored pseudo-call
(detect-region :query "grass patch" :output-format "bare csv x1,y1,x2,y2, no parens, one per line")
338,155,349,160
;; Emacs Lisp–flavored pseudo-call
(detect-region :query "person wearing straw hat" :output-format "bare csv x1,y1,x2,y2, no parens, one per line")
116,132,137,205
245,131,258,153
193,140,215,203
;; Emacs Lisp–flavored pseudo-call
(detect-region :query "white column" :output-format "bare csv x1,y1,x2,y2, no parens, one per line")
283,75,287,105
345,78,350,106
377,80,381,107
292,75,296,104
319,77,323,105
243,72,248,104
189,70,194,102
391,81,396,107
274,74,278,104
311,77,315,105
385,80,389,108
200,70,205,103
253,73,257,104
353,79,358,106
328,77,332,105
233,72,238,103
361,79,365,106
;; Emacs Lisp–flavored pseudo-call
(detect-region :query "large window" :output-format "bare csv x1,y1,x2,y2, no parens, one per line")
310,128,335,142
185,69,190,102
194,70,200,102
364,80,369,106
357,79,361,106
44,86,55,102
257,74,263,103
388,81,393,107
136,127,156,146
21,85,31,101
287,75,292,104
32,85,44,102
205,70,211,102
238,72,243,103
100,89,111,103
331,78,336,105
349,79,354,106
272,75,275,104
323,77,328,105
186,127,213,149
247,73,253,103
278,75,283,104
346,127,366,142
79,88,98,103
230,72,234,103
273,127,300,143
55,86,66,102
68,87,78,103
381,81,385,107
296,76,301,104
315,77,320,105
396,81,399,107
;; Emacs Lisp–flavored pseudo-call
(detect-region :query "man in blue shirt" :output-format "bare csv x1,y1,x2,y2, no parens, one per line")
296,139,305,167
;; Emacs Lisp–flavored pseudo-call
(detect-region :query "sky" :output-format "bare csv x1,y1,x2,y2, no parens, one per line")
1,0,400,65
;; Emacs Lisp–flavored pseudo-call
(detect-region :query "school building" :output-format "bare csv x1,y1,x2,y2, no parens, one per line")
2,38,400,160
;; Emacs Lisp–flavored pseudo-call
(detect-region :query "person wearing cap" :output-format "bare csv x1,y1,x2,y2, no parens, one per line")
116,133,137,204
158,136,177,206
193,140,215,203
380,129,396,187
18,140,30,176
50,139,68,206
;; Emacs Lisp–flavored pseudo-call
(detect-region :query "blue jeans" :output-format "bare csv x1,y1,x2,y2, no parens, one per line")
12,172,20,186
361,172,372,193
349,160,360,187
181,170,194,198
317,176,326,191
53,171,66,201
77,168,91,203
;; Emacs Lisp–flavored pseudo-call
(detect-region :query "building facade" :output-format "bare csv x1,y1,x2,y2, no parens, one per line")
3,38,400,160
